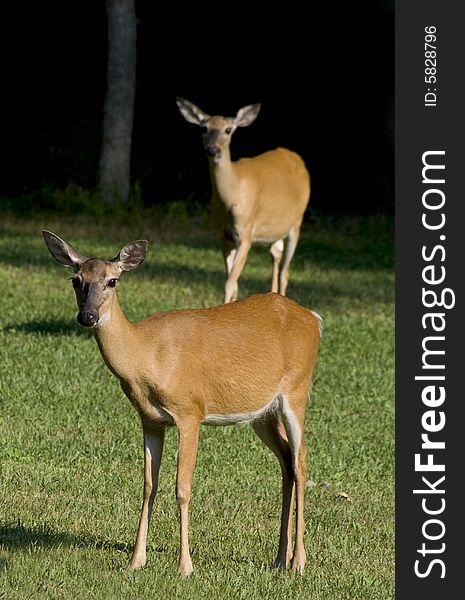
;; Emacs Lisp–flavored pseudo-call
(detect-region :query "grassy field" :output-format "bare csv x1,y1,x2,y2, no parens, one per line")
0,210,394,599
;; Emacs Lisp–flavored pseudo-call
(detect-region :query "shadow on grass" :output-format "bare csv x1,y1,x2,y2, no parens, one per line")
3,319,88,337
0,522,130,553
0,215,394,273
0,215,394,314
135,261,392,310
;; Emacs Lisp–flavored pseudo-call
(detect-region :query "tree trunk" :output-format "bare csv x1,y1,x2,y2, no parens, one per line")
99,0,136,205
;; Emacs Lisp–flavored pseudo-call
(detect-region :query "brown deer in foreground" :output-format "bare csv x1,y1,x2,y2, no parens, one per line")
176,98,311,304
42,230,321,577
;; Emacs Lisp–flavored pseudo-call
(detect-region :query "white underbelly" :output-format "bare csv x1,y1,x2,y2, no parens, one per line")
202,396,279,426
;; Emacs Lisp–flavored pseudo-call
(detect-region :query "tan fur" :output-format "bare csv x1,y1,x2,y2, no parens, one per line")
177,98,311,303
42,231,321,577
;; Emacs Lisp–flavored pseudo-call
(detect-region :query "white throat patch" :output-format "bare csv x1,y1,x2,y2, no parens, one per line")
96,312,110,327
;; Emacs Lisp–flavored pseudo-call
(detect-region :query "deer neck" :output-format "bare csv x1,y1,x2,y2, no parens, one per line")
208,149,238,209
92,294,138,382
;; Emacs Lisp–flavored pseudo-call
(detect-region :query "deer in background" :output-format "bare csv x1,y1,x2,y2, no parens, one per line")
43,230,321,577
176,98,311,304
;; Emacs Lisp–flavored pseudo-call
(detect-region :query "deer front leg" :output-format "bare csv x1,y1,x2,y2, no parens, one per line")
279,224,301,296
269,240,284,294
221,238,236,276
224,236,252,303
128,426,165,570
176,419,201,577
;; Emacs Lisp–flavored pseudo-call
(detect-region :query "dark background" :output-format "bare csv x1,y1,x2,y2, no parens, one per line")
2,2,394,214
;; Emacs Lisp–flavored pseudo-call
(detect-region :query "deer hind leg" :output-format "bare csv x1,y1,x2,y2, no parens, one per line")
128,426,165,570
269,239,284,293
279,224,302,296
279,393,308,574
252,415,295,570
176,418,201,577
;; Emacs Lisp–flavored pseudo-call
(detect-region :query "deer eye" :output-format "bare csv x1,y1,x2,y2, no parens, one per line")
225,127,232,135
107,279,117,288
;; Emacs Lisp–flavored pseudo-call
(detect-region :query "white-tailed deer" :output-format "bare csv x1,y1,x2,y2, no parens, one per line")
176,97,311,303
42,230,321,577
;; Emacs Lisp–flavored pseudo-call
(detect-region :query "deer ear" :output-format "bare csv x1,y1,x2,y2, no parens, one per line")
176,97,210,126
235,103,261,127
114,240,148,272
42,230,87,271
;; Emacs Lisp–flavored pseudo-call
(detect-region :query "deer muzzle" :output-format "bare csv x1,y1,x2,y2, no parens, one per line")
205,144,221,157
76,282,101,327
77,309,99,327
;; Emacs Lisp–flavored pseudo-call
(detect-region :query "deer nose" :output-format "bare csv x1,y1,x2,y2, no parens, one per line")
77,310,98,327
206,145,221,157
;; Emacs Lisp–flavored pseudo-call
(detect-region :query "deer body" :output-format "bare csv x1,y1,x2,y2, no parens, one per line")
101,297,316,425
177,98,311,303
42,231,321,577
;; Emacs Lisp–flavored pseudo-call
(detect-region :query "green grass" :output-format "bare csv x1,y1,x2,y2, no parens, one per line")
0,210,394,599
